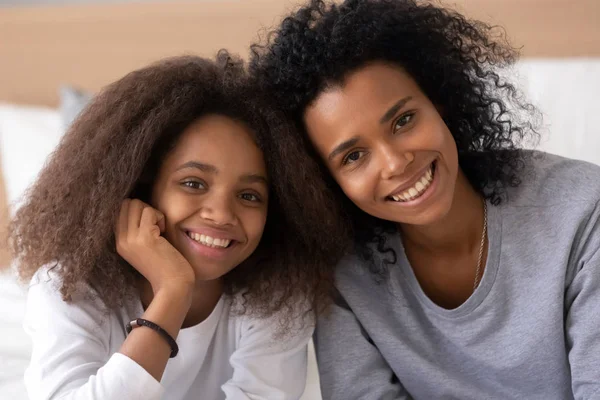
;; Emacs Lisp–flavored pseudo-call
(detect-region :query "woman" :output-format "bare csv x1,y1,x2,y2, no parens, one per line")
250,0,600,398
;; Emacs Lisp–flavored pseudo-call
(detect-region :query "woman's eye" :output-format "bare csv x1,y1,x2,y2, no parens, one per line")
182,181,205,190
393,113,415,132
342,150,364,165
240,193,261,202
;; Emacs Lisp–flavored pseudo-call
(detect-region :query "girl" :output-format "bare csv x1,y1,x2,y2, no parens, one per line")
9,53,342,399
251,0,600,399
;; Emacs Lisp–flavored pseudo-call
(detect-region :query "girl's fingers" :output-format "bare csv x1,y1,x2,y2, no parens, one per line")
127,199,146,232
140,205,165,235
157,211,166,233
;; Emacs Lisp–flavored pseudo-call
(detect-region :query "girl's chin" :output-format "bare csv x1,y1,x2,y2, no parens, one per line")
190,269,229,283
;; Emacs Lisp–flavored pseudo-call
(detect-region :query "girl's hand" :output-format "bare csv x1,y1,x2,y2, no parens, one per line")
115,199,195,294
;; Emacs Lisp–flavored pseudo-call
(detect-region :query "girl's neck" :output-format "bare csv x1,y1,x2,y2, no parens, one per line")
399,169,484,256
138,278,224,329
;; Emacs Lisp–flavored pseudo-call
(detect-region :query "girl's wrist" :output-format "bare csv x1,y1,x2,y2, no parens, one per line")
144,286,193,337
151,277,195,298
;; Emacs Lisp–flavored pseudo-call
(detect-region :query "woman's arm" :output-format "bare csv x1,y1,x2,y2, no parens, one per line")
314,290,410,400
565,201,600,400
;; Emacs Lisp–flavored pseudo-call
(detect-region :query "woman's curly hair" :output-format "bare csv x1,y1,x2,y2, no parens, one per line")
250,0,538,270
8,52,346,325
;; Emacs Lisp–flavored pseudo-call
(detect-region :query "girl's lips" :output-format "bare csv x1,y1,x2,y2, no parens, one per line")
182,230,237,260
182,226,239,242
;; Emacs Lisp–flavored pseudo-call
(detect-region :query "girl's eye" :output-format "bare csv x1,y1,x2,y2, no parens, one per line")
240,193,261,202
393,112,415,132
342,150,365,166
182,180,205,190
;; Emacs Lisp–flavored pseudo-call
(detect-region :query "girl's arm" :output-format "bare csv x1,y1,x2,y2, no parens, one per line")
114,198,195,381
117,283,191,381
24,273,167,400
24,199,196,399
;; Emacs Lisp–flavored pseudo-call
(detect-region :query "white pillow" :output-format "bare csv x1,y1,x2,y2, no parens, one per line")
0,104,62,397
0,104,63,215
59,85,93,130
0,269,30,399
0,104,64,214
514,59,600,165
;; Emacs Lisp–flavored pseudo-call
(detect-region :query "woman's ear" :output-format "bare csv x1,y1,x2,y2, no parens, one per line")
435,103,445,118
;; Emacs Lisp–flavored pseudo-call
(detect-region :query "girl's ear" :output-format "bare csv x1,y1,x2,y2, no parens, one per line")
129,171,154,203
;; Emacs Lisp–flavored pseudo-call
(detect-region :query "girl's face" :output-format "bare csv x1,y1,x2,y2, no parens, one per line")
151,114,269,281
304,62,459,226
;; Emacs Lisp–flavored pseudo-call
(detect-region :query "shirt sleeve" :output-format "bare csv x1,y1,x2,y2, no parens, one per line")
23,273,164,400
313,289,410,400
221,309,314,400
565,201,600,400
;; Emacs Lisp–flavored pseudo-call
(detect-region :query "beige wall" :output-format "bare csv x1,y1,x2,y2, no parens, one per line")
0,0,599,107
0,0,599,266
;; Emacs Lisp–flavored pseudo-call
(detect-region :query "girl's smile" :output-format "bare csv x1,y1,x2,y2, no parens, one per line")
151,114,269,281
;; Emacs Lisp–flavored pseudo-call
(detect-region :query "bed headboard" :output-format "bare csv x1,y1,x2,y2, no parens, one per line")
0,0,599,265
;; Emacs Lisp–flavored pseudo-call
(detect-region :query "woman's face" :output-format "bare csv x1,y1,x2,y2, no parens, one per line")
304,62,459,226
151,114,269,281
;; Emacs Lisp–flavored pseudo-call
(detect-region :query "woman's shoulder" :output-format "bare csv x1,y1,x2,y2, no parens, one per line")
506,150,600,207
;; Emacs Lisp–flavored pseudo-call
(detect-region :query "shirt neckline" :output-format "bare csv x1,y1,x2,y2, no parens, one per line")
390,199,503,319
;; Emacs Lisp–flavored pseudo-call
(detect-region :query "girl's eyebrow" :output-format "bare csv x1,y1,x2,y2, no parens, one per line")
175,161,217,174
176,161,268,186
240,174,269,186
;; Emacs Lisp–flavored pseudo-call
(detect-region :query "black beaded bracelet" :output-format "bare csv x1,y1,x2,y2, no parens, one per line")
126,318,179,358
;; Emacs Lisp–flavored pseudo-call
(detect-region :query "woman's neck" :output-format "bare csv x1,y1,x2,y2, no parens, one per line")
138,277,224,329
399,169,484,257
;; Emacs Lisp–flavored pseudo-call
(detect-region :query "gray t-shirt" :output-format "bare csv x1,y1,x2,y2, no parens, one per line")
314,152,600,400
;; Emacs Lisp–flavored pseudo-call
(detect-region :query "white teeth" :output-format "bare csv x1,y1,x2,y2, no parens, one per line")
188,232,231,248
389,164,435,203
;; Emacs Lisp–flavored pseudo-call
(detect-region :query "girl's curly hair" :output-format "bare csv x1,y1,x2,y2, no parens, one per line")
250,0,538,271
8,52,346,325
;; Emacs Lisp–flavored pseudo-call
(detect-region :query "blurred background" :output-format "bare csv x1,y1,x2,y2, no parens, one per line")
0,0,598,399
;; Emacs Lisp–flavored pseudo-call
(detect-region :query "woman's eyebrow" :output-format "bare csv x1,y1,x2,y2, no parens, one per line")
379,96,413,124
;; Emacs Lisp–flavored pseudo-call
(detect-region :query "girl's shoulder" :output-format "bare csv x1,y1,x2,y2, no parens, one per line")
227,292,314,344
26,267,134,342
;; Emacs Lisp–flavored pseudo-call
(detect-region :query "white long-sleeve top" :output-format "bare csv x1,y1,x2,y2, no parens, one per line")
23,271,312,400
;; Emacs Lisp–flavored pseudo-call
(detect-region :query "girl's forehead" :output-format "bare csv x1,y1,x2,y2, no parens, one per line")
163,115,266,175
